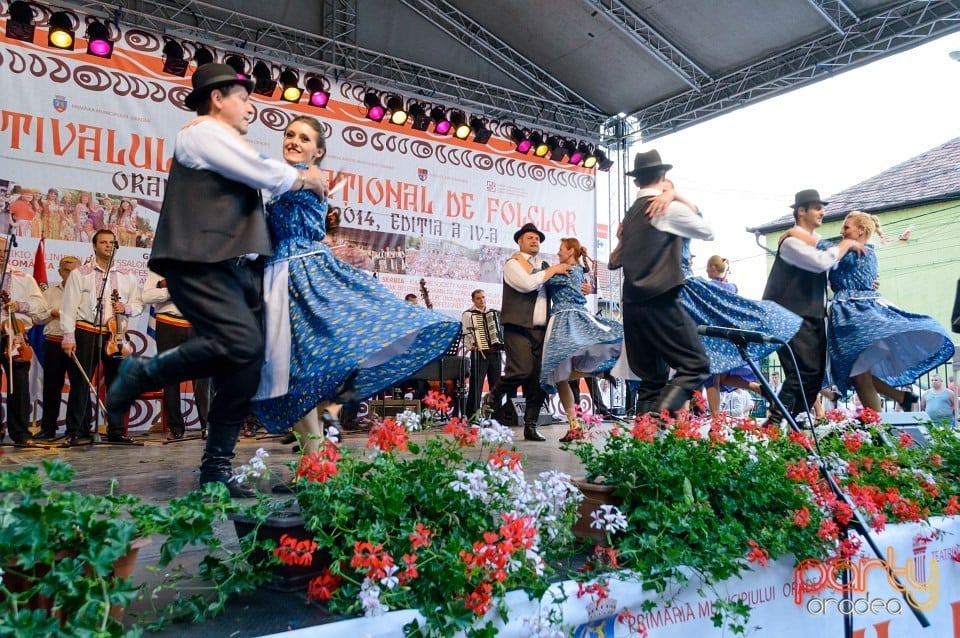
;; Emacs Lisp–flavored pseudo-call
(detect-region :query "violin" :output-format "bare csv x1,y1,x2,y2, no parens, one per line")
0,290,34,363
104,289,133,358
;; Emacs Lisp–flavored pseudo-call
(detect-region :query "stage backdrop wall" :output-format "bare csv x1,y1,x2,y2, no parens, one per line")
0,8,597,430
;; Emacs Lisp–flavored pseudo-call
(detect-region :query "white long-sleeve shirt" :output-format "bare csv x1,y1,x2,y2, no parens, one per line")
38,280,66,337
503,254,548,326
141,270,180,316
778,229,841,273
60,261,143,346
176,119,298,199
1,268,46,331
635,188,714,241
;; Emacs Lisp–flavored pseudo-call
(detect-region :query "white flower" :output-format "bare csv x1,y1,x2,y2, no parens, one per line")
589,503,628,533
379,564,400,590
359,579,388,617
396,410,421,431
522,615,565,638
232,447,272,483
479,419,514,445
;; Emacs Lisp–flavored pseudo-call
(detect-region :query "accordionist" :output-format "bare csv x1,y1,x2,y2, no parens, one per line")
460,289,503,417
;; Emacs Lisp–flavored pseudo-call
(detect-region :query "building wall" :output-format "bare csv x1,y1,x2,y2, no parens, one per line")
763,199,960,347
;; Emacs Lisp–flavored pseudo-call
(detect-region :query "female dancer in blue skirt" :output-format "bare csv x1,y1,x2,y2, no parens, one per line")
537,237,623,441
252,116,461,452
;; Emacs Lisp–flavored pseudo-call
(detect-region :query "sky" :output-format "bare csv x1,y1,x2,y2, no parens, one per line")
608,31,960,300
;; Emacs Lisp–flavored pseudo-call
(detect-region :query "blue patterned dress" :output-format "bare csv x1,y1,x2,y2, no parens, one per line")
540,264,623,393
678,241,802,378
827,244,954,394
251,172,461,433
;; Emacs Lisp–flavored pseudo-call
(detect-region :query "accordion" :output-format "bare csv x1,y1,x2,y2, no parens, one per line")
469,310,504,352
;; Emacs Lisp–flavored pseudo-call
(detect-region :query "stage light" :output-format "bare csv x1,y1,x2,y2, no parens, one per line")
566,141,588,165
280,68,302,102
364,92,385,122
194,45,214,66
47,11,76,50
595,150,614,171
511,127,531,154
531,132,549,157
449,111,470,140
251,61,277,97
386,95,407,125
430,106,451,135
161,39,188,76
224,54,249,75
85,18,113,58
409,103,430,130
547,136,565,162
6,1,35,42
470,117,491,144
305,76,329,108
582,146,599,169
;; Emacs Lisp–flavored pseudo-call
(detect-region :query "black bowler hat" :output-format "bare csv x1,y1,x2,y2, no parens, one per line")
184,63,255,110
513,222,545,243
624,149,673,177
791,189,829,209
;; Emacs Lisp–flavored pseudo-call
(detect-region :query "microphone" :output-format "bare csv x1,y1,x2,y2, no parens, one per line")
697,325,780,345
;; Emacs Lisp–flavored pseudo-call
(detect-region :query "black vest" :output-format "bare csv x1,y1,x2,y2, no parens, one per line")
620,196,684,303
149,158,272,274
500,257,548,329
762,248,827,318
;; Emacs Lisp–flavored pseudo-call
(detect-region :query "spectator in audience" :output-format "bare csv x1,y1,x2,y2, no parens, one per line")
921,374,955,426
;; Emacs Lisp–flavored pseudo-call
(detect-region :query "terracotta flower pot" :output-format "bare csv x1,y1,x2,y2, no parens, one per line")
230,510,329,592
571,478,622,544
2,536,150,622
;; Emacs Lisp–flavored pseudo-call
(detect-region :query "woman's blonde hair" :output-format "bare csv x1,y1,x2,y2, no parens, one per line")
560,237,590,272
706,254,729,276
845,211,883,241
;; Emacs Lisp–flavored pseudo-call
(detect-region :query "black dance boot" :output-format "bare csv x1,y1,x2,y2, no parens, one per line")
199,422,255,498
106,350,186,434
523,420,546,442
654,384,690,415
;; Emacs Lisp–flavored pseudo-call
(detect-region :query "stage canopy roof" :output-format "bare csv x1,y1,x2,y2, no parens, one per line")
61,0,960,143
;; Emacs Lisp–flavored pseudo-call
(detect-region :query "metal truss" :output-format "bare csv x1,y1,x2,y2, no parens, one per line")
806,0,860,34
583,0,712,91
321,0,358,71
57,0,606,138
397,0,603,111
622,0,960,143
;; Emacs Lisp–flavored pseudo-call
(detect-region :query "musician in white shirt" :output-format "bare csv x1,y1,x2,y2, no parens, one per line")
60,229,143,445
461,289,502,416
36,255,80,441
142,270,210,440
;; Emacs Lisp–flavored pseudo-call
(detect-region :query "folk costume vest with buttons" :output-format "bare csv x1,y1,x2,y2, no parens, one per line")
762,245,827,318
620,195,684,303
149,158,272,274
500,257,549,329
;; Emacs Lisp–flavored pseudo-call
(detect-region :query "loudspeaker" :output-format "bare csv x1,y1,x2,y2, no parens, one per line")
510,398,554,427
368,399,421,419
881,411,931,446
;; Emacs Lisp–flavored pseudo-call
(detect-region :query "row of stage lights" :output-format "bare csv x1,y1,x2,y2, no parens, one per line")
6,2,611,170
362,90,612,170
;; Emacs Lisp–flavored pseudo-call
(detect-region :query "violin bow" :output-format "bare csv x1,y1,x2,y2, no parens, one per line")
69,352,109,415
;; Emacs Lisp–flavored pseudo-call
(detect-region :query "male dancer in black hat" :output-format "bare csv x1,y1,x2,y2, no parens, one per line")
613,150,714,414
105,63,329,496
763,189,863,425
482,223,573,441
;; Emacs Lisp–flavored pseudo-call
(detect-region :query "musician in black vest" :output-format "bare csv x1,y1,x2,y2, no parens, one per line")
482,223,572,441
614,150,714,414
105,64,329,497
762,189,862,425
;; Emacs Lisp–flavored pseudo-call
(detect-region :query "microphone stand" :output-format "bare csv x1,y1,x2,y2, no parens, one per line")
729,335,930,637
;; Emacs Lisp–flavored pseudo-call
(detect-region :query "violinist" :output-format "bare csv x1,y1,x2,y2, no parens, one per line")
0,236,46,446
60,229,143,446
37,256,81,442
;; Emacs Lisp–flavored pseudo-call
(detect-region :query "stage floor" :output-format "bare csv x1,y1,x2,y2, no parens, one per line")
0,418,587,637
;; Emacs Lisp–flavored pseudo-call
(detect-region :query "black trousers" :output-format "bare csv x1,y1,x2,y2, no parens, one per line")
155,318,210,434
41,338,72,435
622,288,710,404
489,324,545,426
466,349,502,416
65,329,121,436
2,358,31,441
769,315,826,423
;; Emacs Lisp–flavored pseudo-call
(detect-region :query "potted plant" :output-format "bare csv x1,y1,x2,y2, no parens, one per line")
252,391,584,636
561,407,960,634
0,457,275,636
